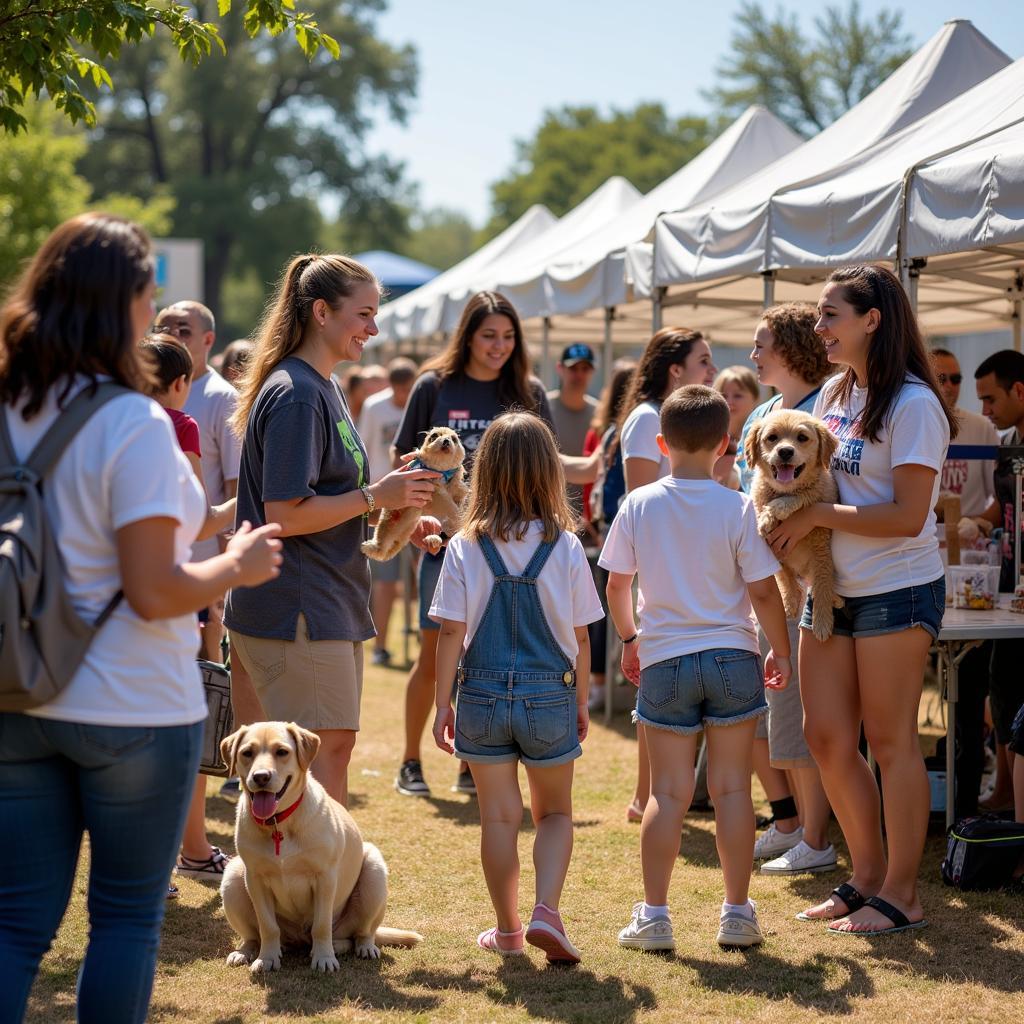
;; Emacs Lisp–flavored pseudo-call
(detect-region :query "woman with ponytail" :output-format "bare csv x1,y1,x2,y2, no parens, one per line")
226,254,440,806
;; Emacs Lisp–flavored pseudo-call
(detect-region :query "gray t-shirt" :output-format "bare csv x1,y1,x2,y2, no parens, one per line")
225,356,374,642
393,370,553,463
547,390,598,513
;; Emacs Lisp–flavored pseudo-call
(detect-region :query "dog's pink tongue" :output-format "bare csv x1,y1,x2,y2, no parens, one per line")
776,465,796,483
251,790,279,819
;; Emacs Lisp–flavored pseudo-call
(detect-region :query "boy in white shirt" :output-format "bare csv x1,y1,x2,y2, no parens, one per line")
601,385,792,951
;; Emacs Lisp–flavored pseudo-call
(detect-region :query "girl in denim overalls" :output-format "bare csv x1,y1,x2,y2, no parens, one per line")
431,412,603,963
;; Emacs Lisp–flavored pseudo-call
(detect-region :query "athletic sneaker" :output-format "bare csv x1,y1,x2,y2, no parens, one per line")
371,648,392,666
717,903,764,948
753,822,803,860
219,776,240,798
395,759,431,797
617,902,676,951
760,839,837,875
451,767,477,795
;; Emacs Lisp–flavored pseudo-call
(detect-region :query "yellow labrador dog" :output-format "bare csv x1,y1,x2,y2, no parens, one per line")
744,408,842,641
219,722,422,973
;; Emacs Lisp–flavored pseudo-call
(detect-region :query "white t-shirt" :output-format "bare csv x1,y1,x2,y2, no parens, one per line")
814,375,948,597
356,387,405,481
184,367,241,560
5,381,207,726
620,401,669,478
599,478,780,670
940,408,998,517
429,524,604,660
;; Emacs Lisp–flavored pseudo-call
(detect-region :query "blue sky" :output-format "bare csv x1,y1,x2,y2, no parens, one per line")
363,1,1024,226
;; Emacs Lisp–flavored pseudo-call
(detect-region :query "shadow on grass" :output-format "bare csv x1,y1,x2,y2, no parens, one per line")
676,820,722,868
405,960,657,1024
677,949,873,1013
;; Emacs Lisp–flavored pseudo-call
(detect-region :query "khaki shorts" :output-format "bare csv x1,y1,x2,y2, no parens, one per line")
757,619,811,768
230,614,363,731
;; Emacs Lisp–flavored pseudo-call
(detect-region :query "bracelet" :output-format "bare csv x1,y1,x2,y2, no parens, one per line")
620,632,639,645
360,485,375,514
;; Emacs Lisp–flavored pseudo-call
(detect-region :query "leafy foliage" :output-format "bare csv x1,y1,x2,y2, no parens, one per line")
399,208,476,272
0,0,341,135
705,0,913,135
485,103,712,239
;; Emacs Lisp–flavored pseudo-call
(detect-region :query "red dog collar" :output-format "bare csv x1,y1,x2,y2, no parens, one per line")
249,792,304,856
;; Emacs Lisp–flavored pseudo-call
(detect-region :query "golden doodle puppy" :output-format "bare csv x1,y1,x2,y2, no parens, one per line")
219,722,422,974
362,426,468,561
744,409,842,640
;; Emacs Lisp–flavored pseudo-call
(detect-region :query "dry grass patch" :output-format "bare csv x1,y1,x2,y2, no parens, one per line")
25,647,1024,1023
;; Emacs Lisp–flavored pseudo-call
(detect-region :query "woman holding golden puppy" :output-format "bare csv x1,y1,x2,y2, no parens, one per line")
226,255,442,807
765,265,956,935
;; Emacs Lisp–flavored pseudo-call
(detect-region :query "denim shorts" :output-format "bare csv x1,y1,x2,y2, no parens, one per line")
418,548,445,632
454,678,582,767
800,576,945,640
636,648,767,736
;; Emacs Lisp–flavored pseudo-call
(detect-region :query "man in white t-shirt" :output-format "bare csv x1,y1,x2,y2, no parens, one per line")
356,357,417,665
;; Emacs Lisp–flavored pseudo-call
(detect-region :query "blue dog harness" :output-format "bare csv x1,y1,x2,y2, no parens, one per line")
408,456,459,483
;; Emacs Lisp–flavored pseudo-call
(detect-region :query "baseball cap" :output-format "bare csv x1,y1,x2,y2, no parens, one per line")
560,343,596,367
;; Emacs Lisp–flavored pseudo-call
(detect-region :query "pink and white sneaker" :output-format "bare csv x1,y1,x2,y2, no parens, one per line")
525,903,581,964
476,925,525,956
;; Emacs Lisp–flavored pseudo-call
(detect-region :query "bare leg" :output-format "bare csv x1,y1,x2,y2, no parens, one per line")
525,762,575,909
311,729,357,807
982,741,1015,808
641,727,698,906
832,628,932,932
706,719,758,906
180,775,215,861
628,723,652,818
472,760,524,934
403,629,439,762
800,630,885,919
228,638,265,727
1015,753,1024,825
754,737,799,833
371,581,399,655
789,762,832,851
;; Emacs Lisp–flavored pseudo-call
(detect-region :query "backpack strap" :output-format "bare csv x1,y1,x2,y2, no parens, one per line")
26,381,131,479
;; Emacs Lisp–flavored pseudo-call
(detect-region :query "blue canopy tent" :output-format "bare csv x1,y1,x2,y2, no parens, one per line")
355,250,439,301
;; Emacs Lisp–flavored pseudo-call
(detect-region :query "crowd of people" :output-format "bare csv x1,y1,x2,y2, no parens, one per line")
1,213,1022,1020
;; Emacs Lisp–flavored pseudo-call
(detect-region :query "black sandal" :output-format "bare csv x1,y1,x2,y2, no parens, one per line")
795,881,865,921
828,895,927,935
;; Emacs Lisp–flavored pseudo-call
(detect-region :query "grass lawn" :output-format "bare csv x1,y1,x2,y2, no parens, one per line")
26,640,1024,1023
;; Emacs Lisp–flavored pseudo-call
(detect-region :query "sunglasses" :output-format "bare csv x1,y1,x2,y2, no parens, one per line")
936,373,962,385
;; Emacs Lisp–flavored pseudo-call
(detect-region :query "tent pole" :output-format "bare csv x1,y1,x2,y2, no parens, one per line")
603,307,615,389
652,287,665,333
541,317,552,386
1013,301,1022,353
762,270,776,309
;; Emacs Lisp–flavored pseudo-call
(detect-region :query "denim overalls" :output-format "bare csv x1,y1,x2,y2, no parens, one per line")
453,534,582,767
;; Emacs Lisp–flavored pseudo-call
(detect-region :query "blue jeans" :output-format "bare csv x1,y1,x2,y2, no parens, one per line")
0,714,203,1024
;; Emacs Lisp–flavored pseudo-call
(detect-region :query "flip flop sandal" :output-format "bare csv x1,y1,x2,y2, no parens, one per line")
827,896,927,936
796,881,865,922
176,846,231,879
626,801,644,823
477,926,525,956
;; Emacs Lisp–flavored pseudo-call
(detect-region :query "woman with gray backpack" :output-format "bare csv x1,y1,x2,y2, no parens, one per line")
0,213,282,1024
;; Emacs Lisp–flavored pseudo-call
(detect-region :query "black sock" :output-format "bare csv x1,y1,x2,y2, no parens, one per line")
769,796,798,821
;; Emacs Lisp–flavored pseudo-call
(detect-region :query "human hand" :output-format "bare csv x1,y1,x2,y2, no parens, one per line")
577,702,590,743
767,506,815,558
370,463,439,510
764,651,791,690
410,516,444,552
620,640,640,687
226,521,283,587
432,704,455,755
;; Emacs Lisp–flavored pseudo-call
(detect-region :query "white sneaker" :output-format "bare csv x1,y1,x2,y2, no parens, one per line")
617,902,676,951
753,823,803,860
717,903,763,948
760,839,838,875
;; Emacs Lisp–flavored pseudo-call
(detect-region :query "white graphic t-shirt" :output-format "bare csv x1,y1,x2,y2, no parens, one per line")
814,374,948,597
940,408,998,517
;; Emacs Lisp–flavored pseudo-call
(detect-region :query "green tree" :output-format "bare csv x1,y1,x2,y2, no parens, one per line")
75,0,416,331
399,207,476,272
706,1,913,136
0,0,340,134
0,101,173,288
484,103,712,238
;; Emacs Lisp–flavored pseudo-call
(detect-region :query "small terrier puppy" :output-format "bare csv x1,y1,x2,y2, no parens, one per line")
744,409,842,640
361,427,468,561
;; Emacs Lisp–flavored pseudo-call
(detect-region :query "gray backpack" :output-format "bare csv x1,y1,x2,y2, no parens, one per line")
0,382,127,710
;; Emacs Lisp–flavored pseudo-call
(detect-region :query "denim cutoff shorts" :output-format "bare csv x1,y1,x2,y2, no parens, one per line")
800,576,945,640
636,648,767,736
454,678,582,767
418,548,445,631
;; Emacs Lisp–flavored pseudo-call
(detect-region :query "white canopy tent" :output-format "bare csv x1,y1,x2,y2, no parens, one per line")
375,203,556,344
646,19,1011,345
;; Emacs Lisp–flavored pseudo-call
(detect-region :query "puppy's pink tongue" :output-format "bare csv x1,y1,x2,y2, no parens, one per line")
776,466,796,483
251,790,279,819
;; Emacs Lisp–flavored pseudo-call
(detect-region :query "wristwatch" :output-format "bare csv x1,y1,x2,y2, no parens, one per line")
360,485,375,514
